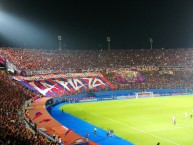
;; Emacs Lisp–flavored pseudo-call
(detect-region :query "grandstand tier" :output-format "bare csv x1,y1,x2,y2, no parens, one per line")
1,47,193,145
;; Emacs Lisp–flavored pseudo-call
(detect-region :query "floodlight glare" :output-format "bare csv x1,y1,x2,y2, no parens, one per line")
0,11,54,48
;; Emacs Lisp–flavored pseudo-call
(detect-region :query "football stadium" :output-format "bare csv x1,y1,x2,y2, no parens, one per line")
1,48,193,145
1,1,193,145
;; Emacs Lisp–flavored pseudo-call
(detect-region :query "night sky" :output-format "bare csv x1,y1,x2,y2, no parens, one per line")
1,0,193,49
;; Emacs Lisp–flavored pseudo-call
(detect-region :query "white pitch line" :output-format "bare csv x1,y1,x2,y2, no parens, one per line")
70,104,180,145
146,124,193,133
146,127,181,133
96,114,180,145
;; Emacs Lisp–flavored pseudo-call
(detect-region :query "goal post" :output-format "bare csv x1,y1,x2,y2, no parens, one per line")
134,92,154,99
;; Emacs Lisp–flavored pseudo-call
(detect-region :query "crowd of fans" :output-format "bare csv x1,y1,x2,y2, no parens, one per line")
1,47,193,90
103,70,193,90
1,47,193,144
0,71,56,145
1,47,193,71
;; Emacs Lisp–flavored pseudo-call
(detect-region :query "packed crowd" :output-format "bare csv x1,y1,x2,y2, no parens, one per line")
1,47,193,90
0,71,56,145
104,70,193,90
1,47,193,72
1,47,193,144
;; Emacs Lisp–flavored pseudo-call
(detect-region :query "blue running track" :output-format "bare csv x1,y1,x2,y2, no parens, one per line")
50,103,134,145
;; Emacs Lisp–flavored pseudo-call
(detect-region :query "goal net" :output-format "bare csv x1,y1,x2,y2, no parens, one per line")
134,92,154,99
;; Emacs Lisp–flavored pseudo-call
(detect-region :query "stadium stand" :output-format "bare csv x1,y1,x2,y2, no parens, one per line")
1,47,193,144
0,71,56,145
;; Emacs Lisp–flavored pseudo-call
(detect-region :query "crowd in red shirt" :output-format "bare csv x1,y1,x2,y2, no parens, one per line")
1,47,193,71
1,47,193,144
0,71,56,145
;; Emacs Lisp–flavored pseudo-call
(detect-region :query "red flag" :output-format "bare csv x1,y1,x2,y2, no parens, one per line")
32,112,42,120
65,128,72,136
39,118,51,123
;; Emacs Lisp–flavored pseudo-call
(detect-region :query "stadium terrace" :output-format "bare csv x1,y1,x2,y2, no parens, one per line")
1,47,193,145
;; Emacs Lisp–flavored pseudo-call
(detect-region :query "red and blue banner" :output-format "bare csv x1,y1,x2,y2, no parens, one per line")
114,70,145,84
32,112,42,120
0,55,6,66
65,128,72,136
10,72,115,97
39,118,51,123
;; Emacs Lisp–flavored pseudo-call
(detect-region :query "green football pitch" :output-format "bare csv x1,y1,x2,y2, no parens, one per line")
60,96,193,145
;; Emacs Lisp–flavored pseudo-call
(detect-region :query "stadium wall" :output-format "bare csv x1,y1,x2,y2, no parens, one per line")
46,88,192,105
94,88,188,97
43,88,192,145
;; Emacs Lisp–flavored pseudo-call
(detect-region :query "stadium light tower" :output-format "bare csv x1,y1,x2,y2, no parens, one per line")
150,37,153,49
58,35,62,51
107,37,111,50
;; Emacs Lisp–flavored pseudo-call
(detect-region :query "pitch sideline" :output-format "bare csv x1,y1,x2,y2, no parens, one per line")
70,104,180,145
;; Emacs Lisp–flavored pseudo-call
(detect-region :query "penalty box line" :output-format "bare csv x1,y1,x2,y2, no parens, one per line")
71,104,180,145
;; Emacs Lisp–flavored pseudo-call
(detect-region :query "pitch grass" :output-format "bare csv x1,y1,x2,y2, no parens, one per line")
60,96,193,145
